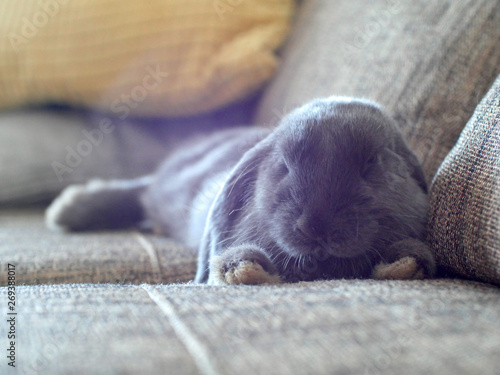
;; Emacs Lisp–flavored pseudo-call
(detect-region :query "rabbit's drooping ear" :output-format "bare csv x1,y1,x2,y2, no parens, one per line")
386,132,428,193
194,137,273,283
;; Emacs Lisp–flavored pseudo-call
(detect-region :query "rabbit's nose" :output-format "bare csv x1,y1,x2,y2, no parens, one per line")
296,214,350,245
296,215,326,242
327,230,349,244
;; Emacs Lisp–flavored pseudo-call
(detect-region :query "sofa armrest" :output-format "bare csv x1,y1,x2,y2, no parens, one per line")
428,74,500,286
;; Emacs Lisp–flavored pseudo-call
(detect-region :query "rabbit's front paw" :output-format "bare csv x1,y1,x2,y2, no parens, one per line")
372,238,436,280
372,256,426,280
210,245,281,285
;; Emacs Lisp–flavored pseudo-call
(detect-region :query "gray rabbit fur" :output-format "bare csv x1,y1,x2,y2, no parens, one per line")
46,97,435,285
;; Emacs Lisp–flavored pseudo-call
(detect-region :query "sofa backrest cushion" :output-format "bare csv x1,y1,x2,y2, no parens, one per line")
254,0,500,182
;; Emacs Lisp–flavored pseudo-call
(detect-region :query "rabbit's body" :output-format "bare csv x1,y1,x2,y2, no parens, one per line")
46,97,435,285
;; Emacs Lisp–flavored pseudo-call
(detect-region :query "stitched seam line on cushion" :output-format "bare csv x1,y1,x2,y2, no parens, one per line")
141,285,219,375
134,232,162,276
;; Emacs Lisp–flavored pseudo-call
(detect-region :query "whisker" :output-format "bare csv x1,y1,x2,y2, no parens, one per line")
226,161,259,198
283,254,293,271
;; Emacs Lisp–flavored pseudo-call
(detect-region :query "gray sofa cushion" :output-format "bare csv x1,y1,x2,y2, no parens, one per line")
0,98,257,206
255,0,500,182
0,110,168,205
428,74,500,286
5,279,499,375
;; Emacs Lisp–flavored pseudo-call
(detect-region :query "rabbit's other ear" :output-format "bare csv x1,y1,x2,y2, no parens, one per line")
389,134,428,193
194,137,273,283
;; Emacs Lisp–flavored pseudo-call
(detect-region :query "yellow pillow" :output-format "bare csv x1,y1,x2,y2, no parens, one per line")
0,0,294,118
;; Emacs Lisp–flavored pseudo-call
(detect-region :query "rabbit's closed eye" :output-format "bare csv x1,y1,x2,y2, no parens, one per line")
360,154,378,177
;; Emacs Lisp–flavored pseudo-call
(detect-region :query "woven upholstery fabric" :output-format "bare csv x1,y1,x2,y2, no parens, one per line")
0,0,293,117
428,75,500,286
0,210,197,285
1,280,498,375
254,0,500,181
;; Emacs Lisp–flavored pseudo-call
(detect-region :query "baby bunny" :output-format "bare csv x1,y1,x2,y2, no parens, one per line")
46,97,435,285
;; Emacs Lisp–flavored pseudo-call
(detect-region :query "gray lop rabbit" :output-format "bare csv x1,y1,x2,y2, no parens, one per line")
46,97,435,285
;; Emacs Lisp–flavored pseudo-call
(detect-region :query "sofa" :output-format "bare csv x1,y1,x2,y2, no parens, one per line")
1,1,499,374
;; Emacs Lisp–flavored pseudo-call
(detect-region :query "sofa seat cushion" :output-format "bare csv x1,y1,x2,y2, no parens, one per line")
0,209,196,285
3,279,499,374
